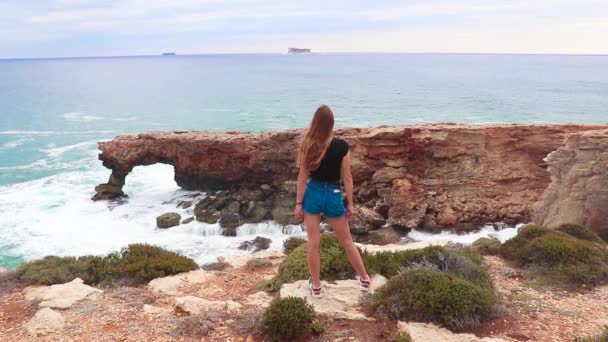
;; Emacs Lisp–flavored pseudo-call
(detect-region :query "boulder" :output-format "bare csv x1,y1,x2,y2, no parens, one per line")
350,205,386,235
367,227,402,245
279,275,387,320
242,201,269,223
387,179,427,229
238,236,272,252
157,212,181,229
398,321,507,342
196,209,220,224
271,193,302,225
24,308,65,336
181,216,195,224
24,278,103,309
177,200,193,209
220,201,241,228
175,296,226,314
243,291,273,309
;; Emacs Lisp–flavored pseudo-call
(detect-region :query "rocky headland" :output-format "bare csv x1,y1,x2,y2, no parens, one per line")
94,124,608,236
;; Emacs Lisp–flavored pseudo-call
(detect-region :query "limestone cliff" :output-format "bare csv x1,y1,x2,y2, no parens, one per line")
533,129,608,239
95,124,608,231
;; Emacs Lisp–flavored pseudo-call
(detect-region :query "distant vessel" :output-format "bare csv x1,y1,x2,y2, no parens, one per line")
162,52,176,56
288,48,311,54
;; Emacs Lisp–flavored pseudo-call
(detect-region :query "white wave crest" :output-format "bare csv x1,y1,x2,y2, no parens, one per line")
63,112,103,122
41,140,104,158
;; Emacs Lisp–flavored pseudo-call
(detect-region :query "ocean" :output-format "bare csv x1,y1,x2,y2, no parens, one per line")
1,53,607,268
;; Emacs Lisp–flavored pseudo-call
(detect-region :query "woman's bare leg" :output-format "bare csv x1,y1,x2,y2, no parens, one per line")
327,216,370,280
304,213,322,288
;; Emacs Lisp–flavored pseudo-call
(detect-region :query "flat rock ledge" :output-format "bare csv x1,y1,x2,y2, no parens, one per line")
398,321,507,342
279,275,387,320
148,269,221,296
24,278,103,309
175,296,243,314
24,308,65,336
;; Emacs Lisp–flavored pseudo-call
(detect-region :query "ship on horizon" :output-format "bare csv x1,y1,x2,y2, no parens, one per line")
288,48,311,54
162,52,176,56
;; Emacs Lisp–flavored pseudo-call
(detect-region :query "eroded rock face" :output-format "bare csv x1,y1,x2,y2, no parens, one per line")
533,129,608,239
96,124,608,230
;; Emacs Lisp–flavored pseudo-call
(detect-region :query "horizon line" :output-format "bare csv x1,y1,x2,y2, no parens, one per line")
2,51,608,61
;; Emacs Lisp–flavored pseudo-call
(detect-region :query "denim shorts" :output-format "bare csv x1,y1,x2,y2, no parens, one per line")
302,179,346,218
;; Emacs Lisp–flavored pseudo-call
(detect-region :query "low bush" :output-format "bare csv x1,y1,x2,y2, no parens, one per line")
311,321,325,335
501,225,608,286
393,330,413,342
261,297,314,342
245,258,273,270
283,237,307,255
202,260,230,271
557,224,605,245
265,234,356,291
369,268,497,330
472,238,501,255
18,256,90,285
575,325,608,342
18,244,198,286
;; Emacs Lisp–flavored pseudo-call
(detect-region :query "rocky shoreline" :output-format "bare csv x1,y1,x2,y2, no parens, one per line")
95,124,608,237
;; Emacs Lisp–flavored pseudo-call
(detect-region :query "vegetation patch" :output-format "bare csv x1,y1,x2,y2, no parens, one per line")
501,225,608,286
283,237,307,255
262,296,314,342
369,268,497,330
557,224,606,245
265,234,356,291
367,248,497,330
392,330,413,342
201,260,230,271
245,258,273,270
18,244,198,286
472,237,502,255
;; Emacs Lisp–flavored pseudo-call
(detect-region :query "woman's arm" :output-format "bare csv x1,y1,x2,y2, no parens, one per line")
294,164,308,220
341,152,356,218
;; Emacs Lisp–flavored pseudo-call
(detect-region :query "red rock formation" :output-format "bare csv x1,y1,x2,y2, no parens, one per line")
533,129,608,239
95,124,608,230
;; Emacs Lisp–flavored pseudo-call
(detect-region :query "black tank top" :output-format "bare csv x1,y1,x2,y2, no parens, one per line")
309,138,349,184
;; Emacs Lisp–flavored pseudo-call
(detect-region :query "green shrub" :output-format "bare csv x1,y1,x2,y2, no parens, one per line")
557,224,605,245
370,268,497,330
500,225,554,262
18,244,198,286
283,237,306,255
105,244,198,284
18,256,91,285
261,297,314,342
311,321,325,335
501,225,608,286
363,246,445,278
575,325,608,342
472,238,501,255
266,234,355,291
393,331,413,342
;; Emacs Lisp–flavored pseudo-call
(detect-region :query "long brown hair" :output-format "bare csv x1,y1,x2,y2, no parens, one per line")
297,105,334,170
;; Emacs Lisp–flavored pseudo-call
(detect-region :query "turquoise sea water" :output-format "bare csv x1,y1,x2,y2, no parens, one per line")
1,53,607,268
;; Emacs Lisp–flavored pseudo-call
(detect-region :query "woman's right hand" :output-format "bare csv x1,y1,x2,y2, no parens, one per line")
294,204,304,220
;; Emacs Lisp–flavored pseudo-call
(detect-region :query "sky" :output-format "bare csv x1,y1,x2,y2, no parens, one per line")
1,0,607,58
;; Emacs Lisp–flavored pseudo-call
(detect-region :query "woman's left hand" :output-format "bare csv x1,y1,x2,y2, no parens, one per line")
346,204,356,219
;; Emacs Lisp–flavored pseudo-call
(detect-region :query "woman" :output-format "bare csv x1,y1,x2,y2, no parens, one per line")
293,104,371,298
